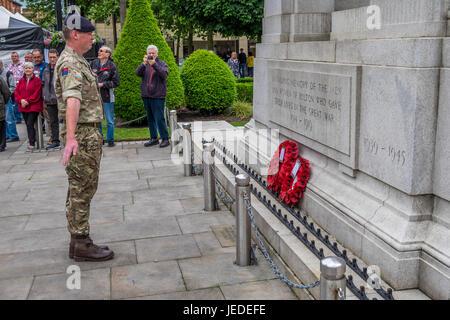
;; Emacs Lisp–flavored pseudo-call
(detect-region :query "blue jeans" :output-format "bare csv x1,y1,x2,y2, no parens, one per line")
239,63,247,78
5,99,19,139
13,100,22,122
99,102,115,142
142,98,168,140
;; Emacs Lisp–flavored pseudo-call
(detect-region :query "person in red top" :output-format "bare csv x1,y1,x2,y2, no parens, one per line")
15,62,43,151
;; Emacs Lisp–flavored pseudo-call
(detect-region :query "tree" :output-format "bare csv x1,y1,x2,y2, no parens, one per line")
25,0,120,32
150,0,198,63
113,0,184,121
170,0,264,40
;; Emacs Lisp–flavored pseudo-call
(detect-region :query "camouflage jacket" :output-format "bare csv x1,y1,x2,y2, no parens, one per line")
0,77,11,121
54,45,103,123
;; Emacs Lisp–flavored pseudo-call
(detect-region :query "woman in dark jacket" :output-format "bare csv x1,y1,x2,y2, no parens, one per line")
15,62,43,151
90,46,120,147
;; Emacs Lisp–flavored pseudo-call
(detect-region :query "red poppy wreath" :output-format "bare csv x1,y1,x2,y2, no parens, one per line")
279,156,311,206
267,140,298,193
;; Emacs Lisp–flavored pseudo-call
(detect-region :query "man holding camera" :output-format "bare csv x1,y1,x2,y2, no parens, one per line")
135,45,170,148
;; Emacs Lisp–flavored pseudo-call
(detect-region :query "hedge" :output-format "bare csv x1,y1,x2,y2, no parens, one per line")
113,0,184,121
236,77,254,83
236,82,253,103
180,49,236,113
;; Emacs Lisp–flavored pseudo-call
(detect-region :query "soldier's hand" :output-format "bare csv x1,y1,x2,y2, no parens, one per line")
63,138,78,166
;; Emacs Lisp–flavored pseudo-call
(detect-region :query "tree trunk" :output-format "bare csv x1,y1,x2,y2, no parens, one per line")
112,13,118,48
120,0,127,28
207,31,213,50
175,34,181,65
187,31,193,55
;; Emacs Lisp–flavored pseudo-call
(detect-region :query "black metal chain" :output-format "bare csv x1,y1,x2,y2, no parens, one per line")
213,140,395,301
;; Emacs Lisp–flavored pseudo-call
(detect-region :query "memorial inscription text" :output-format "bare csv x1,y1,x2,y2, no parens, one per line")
270,69,352,155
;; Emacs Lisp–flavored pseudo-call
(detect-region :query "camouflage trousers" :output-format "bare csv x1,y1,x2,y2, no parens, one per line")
62,125,103,236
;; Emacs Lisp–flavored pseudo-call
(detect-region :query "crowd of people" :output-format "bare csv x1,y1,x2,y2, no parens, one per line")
225,48,254,78
0,44,125,152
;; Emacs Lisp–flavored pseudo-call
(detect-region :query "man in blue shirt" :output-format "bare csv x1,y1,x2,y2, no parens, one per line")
32,48,49,138
32,48,48,80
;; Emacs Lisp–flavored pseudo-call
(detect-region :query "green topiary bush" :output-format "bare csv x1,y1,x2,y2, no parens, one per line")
113,0,184,121
236,82,253,103
180,49,237,113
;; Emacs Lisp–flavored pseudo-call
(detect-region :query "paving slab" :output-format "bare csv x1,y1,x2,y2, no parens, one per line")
111,260,185,299
92,191,133,206
124,199,186,220
193,232,235,256
100,159,155,171
128,287,225,300
0,241,136,280
178,252,277,290
0,215,29,233
98,169,139,181
177,212,235,234
132,185,203,202
24,186,67,201
179,197,207,213
0,199,65,217
0,189,30,202
24,206,123,231
90,216,182,244
211,224,236,248
0,277,33,299
137,165,184,179
9,177,68,190
136,234,201,263
0,171,34,185
28,268,111,300
220,279,298,300
135,148,173,161
96,179,149,194
147,175,203,189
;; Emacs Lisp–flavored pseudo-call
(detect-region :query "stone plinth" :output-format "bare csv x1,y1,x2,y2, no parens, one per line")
250,0,450,300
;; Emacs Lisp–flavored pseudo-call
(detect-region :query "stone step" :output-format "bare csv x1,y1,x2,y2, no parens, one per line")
207,139,431,300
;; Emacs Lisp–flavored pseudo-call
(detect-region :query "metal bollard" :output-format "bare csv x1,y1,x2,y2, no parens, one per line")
320,256,347,300
203,143,216,211
182,122,192,176
235,173,251,266
169,110,177,152
35,112,44,150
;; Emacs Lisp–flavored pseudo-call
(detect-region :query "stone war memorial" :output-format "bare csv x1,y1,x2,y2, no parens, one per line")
242,0,449,299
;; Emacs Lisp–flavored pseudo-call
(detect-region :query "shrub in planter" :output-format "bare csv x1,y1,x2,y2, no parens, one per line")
180,49,236,113
236,82,253,103
113,0,184,121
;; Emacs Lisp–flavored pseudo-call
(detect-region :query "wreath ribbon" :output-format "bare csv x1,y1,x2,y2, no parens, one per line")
267,140,298,193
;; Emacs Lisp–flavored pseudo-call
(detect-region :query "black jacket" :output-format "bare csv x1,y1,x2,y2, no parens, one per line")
90,58,120,103
135,58,168,99
42,64,57,105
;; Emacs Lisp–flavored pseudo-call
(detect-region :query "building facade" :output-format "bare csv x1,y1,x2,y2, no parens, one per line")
0,0,21,14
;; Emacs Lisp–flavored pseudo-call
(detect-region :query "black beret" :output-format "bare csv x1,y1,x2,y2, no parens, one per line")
64,14,95,32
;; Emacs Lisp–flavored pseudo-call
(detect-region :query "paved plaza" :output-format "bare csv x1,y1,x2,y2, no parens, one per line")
0,124,298,300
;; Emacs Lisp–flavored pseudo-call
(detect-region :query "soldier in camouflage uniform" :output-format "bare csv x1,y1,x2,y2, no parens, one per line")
54,14,114,261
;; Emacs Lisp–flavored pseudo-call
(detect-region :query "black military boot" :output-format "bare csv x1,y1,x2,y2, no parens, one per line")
69,234,109,259
72,235,114,262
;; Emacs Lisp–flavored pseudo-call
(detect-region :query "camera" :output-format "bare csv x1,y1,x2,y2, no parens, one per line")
148,55,153,61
